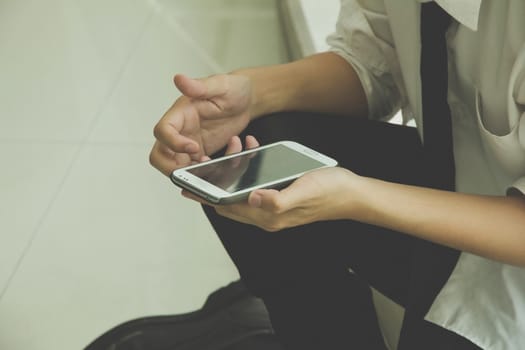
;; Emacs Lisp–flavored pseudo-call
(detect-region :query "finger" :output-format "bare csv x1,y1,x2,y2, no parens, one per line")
248,189,283,211
149,141,191,177
249,178,307,212
215,205,259,227
245,135,260,149
224,136,242,156
245,135,260,160
181,190,215,206
174,74,225,100
153,118,200,155
149,142,171,176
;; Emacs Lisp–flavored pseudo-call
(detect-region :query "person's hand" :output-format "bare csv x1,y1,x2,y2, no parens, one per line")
185,134,260,191
150,73,254,176
184,164,364,232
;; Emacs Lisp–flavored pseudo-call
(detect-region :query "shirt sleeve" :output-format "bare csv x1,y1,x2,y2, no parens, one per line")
510,114,525,196
326,0,406,121
508,177,525,196
507,61,525,197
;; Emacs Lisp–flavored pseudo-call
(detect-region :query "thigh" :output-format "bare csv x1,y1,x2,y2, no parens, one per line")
241,112,427,187
233,113,471,348
206,112,429,305
205,204,412,304
245,113,429,297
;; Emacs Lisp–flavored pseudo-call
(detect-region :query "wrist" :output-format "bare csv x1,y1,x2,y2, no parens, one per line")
340,173,377,222
232,64,296,120
231,68,265,121
320,168,370,222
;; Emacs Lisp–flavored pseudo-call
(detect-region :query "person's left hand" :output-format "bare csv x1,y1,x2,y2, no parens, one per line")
182,141,363,231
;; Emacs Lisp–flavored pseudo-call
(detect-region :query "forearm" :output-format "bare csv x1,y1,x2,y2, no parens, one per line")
234,52,368,119
352,176,525,266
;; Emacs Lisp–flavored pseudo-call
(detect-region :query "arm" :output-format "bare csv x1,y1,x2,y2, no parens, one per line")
237,52,368,120
149,51,369,177
201,168,525,268
354,177,525,267
241,0,402,121
149,0,398,177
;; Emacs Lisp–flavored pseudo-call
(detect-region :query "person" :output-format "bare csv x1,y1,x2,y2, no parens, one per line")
150,1,525,349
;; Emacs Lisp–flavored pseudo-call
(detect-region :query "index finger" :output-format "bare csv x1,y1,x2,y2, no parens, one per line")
153,118,200,155
149,141,193,176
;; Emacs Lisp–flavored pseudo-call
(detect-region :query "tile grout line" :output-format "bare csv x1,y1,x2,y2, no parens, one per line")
146,0,225,74
0,10,156,302
1,0,251,300
0,0,227,148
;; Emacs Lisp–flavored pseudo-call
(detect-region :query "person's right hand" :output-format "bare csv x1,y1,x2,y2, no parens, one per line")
150,73,254,177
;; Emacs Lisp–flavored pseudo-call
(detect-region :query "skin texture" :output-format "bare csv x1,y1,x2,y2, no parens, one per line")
150,52,525,267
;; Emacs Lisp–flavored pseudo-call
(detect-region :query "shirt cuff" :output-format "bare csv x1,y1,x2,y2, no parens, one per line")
507,177,525,196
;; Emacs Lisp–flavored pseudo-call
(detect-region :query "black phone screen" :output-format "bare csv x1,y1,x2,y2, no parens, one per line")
187,144,325,193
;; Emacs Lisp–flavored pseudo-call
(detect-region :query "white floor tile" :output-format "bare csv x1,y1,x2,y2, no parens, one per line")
0,0,151,142
0,145,238,350
88,1,288,145
0,142,77,297
86,12,216,145
0,0,286,349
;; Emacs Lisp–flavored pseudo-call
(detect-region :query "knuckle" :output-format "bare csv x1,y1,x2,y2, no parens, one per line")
153,122,164,140
149,143,163,167
270,198,285,214
148,150,157,167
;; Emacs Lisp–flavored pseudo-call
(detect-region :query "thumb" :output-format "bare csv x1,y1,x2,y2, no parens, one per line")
174,74,225,100
249,189,280,210
249,178,309,211
248,188,299,213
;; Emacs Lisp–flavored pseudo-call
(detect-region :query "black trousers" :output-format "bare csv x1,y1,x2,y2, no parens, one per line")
203,113,481,350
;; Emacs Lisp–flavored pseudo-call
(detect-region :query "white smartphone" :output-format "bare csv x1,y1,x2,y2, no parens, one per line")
170,140,338,204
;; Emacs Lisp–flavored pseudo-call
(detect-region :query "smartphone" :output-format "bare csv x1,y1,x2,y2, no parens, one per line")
170,140,338,204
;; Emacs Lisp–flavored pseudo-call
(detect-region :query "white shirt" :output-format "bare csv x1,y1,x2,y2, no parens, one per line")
327,1,525,349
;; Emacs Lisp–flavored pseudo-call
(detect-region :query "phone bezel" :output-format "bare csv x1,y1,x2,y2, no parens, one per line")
170,140,338,204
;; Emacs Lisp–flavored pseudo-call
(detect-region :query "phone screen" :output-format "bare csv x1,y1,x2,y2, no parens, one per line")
187,144,325,193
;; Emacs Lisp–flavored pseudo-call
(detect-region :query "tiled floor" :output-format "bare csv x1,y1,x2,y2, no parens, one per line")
0,1,288,349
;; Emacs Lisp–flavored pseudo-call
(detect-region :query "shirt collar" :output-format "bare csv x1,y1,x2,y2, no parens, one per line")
419,0,482,31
